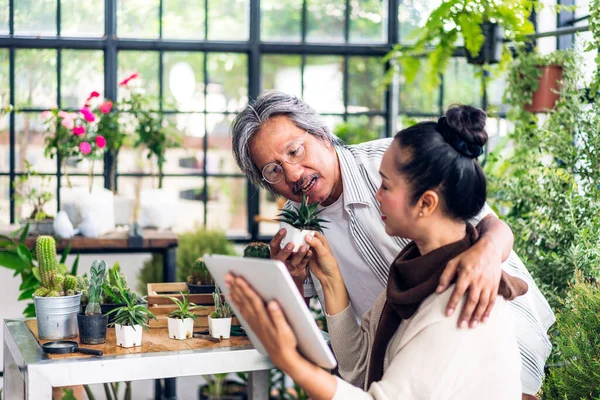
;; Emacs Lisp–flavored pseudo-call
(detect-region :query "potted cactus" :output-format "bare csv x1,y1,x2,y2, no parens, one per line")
208,286,233,340
186,257,215,294
32,235,81,340
165,292,201,340
106,277,157,348
276,194,328,252
77,260,108,344
243,242,270,259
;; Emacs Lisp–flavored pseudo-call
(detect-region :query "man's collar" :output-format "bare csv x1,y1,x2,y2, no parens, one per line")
335,146,371,206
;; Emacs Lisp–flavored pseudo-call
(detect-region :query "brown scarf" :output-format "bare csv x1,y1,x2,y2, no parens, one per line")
366,224,528,387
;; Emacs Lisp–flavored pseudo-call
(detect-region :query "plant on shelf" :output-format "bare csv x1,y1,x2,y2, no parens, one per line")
77,260,109,345
276,194,328,252
186,257,215,293
243,242,271,259
165,291,201,340
208,286,233,339
107,273,157,348
13,161,54,233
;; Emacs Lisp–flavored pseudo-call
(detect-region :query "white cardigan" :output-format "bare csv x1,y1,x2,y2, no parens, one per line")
327,286,522,400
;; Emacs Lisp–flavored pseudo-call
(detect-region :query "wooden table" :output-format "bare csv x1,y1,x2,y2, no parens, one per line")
3,319,272,399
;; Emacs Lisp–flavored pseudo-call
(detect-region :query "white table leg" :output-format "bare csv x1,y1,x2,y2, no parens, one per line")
248,369,269,400
26,365,52,399
4,339,25,399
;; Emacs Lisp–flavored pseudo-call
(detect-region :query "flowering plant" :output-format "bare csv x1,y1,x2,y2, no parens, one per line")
42,91,109,193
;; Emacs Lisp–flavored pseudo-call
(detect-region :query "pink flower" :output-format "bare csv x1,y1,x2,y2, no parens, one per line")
73,126,86,136
79,142,92,155
119,72,139,87
80,106,96,122
98,101,113,114
96,135,106,149
41,110,52,119
61,118,74,129
58,110,70,119
87,91,100,101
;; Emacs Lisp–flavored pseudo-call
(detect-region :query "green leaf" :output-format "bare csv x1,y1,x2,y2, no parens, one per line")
17,244,33,265
19,223,29,243
0,252,29,271
60,242,72,264
18,288,36,301
70,254,80,276
32,266,41,282
19,273,38,291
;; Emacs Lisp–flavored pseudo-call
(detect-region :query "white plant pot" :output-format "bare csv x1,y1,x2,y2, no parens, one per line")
167,317,194,340
113,194,135,226
280,222,316,252
208,316,232,339
60,186,115,236
115,324,143,348
139,188,177,230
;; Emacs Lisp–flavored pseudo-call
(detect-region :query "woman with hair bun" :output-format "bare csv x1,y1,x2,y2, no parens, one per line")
226,105,534,399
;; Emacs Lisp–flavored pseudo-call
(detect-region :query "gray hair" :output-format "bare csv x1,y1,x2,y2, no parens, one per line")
231,90,343,194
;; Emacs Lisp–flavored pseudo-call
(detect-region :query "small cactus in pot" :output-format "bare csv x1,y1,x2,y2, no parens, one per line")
186,257,216,294
243,242,270,259
78,260,109,344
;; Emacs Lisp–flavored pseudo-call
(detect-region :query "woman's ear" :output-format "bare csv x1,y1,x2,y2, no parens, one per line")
418,190,439,217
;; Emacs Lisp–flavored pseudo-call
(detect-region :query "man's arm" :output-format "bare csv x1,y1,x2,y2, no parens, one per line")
437,213,515,329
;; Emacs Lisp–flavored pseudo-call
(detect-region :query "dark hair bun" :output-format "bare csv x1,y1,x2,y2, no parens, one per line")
444,105,488,147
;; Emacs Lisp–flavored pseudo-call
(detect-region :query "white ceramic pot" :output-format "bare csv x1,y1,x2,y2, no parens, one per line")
60,186,115,236
280,222,316,252
167,317,194,340
113,194,135,226
208,316,232,339
115,324,143,348
139,188,177,230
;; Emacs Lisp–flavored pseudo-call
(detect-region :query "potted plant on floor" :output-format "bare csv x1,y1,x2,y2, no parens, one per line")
208,287,233,340
187,258,216,294
32,236,81,340
107,276,157,348
13,161,54,235
276,194,328,252
165,292,201,340
77,260,108,344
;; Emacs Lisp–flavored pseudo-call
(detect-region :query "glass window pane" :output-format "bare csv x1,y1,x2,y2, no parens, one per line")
117,51,160,109
304,56,344,113
321,115,344,134
207,113,242,174
15,49,57,109
306,0,345,43
15,112,55,173
15,0,56,36
206,177,247,236
336,115,385,145
162,113,205,174
0,0,8,34
61,0,104,37
486,117,513,154
207,0,249,41
261,55,302,96
348,57,385,112
259,189,284,236
0,115,8,171
206,53,248,113
61,50,104,109
163,52,205,112
118,0,159,39
163,0,206,40
349,0,386,44
398,0,442,45
261,0,302,42
15,175,57,222
443,58,482,109
0,176,8,225
398,60,440,114
0,49,9,108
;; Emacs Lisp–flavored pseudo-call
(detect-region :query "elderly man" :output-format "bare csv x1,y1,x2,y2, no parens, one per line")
231,90,554,398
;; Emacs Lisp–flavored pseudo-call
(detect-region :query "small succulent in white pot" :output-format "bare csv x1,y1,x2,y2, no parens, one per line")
276,194,328,252
208,287,233,339
164,292,202,340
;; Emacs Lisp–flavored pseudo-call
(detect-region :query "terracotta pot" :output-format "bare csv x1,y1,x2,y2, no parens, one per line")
525,64,563,113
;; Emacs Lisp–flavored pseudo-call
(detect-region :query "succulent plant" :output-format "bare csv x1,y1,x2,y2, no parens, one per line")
34,236,79,297
243,242,271,259
187,257,214,285
210,286,233,319
85,260,107,316
276,194,328,233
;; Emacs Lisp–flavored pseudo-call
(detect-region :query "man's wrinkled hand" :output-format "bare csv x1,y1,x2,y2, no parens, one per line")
270,228,313,284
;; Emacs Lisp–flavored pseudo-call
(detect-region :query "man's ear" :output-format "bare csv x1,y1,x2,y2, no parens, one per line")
418,190,439,217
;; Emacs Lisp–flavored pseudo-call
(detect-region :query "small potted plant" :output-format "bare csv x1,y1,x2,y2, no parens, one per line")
13,161,54,235
208,287,233,340
276,194,328,252
77,260,108,344
243,242,270,259
164,292,201,340
32,236,81,340
186,257,216,294
106,278,157,348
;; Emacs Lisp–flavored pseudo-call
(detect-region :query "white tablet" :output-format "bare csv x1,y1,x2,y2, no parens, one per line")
203,254,337,370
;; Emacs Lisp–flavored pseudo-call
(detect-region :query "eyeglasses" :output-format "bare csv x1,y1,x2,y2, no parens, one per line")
261,133,307,184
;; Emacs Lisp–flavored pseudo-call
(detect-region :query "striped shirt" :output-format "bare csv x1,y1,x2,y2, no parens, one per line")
287,138,555,395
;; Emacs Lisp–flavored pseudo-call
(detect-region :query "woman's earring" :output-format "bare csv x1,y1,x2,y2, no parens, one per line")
419,212,423,217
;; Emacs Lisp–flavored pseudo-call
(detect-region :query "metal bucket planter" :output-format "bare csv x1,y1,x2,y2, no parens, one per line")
34,292,82,340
